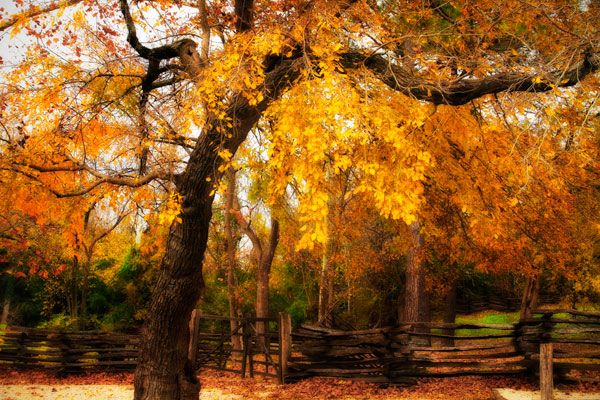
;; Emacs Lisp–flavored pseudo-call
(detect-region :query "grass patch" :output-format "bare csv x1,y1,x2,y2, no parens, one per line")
451,311,520,337
456,310,520,325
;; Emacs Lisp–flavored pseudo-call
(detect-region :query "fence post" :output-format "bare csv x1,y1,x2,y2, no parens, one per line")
16,331,26,369
540,342,553,400
187,309,201,371
279,312,292,384
245,318,255,378
241,318,250,378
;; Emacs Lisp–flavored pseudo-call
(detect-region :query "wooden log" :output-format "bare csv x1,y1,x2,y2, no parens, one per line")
540,342,553,400
531,309,600,318
554,350,600,358
552,362,600,371
538,338,600,345
521,318,600,326
410,350,524,361
388,367,532,378
399,342,515,352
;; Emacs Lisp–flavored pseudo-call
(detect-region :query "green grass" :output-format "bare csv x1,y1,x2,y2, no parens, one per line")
430,310,522,339
456,310,520,325
451,311,520,337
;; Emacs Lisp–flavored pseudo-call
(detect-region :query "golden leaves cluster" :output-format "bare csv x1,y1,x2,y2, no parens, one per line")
265,60,433,250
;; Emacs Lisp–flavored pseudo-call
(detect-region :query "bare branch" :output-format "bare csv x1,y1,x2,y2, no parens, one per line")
262,219,279,273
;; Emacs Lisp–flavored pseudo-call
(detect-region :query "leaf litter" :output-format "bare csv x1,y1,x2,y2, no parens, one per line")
0,368,598,400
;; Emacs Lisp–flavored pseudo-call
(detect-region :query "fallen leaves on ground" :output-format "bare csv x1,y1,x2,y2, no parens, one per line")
0,367,598,400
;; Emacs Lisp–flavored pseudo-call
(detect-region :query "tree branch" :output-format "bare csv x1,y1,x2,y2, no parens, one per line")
11,161,173,198
88,210,130,251
198,0,210,62
119,0,198,62
340,51,600,105
233,199,263,258
262,219,279,274
0,0,84,32
234,0,255,32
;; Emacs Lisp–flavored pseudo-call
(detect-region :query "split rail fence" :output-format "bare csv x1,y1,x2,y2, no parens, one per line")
287,309,600,385
189,312,291,382
0,327,138,372
0,312,292,382
0,309,598,386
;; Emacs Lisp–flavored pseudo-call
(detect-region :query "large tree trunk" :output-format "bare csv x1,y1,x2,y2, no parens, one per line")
403,220,430,345
133,125,224,400
317,243,335,327
520,275,541,321
133,55,301,400
255,219,279,343
441,280,458,347
71,255,79,331
224,168,242,351
1,276,14,325
127,1,302,393
80,250,92,330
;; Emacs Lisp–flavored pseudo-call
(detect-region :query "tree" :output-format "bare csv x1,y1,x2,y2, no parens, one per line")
2,1,599,399
233,190,279,342
224,167,242,350
78,201,129,329
403,219,430,343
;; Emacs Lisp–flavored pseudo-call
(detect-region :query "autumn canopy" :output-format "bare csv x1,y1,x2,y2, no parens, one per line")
0,0,599,399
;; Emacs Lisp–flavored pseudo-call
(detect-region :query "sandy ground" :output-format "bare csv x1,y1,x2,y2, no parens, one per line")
0,385,244,400
493,388,600,400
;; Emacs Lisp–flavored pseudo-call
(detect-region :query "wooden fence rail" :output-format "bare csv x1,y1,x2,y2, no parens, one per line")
0,327,138,372
1,309,599,387
0,312,290,383
193,313,286,382
288,309,600,385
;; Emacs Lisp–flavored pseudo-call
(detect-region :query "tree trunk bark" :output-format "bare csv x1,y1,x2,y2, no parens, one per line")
255,219,279,345
224,168,242,351
318,198,337,328
441,281,457,347
403,220,430,345
1,296,10,326
71,255,79,331
520,275,541,321
133,123,231,400
132,33,302,400
80,251,92,330
1,276,14,326
317,249,332,326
